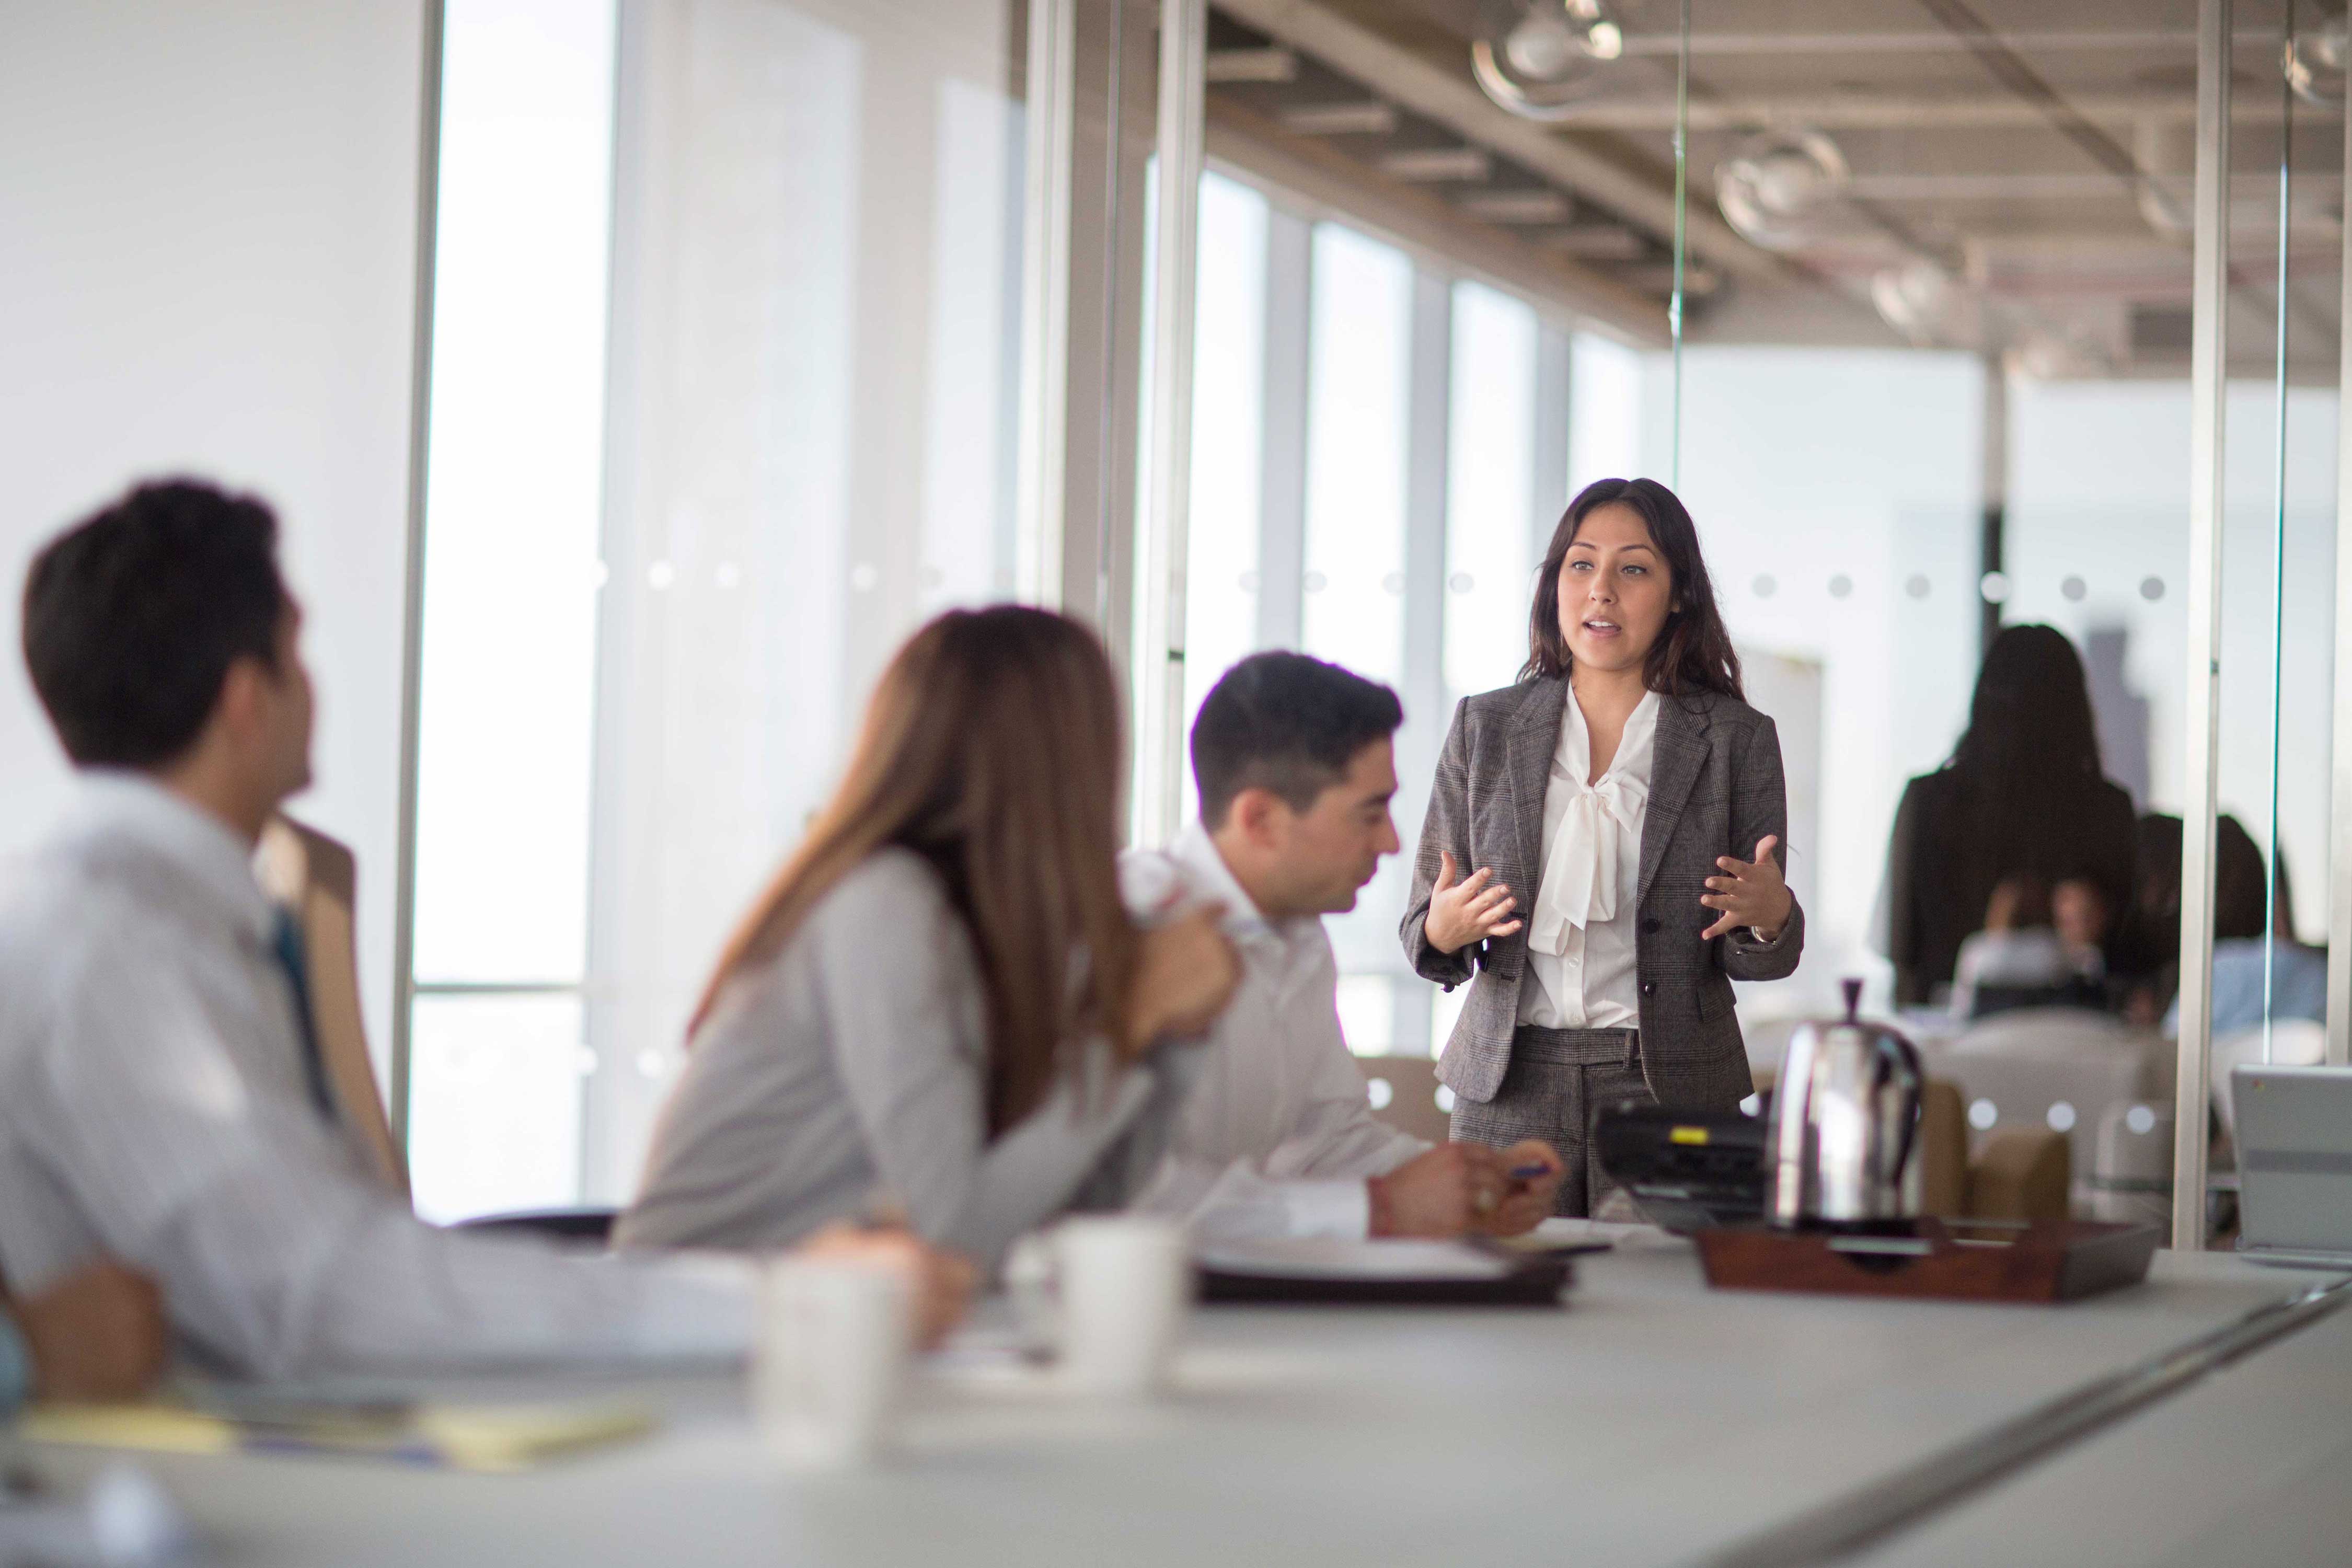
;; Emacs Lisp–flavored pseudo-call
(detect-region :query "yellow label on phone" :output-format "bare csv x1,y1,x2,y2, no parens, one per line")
1669,1126,1710,1146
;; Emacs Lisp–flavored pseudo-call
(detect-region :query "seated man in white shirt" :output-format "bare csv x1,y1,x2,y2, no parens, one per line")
1125,652,1564,1240
0,479,966,1380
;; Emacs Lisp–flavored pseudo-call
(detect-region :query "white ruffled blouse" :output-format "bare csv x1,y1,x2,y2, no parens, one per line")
1517,688,1659,1031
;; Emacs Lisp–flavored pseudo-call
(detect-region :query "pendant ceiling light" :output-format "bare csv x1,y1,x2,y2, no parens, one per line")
1713,129,1850,251
1471,0,1626,122
2285,17,2348,107
1870,260,1966,345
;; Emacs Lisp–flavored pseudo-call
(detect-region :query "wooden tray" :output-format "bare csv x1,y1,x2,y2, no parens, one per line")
1693,1218,2161,1304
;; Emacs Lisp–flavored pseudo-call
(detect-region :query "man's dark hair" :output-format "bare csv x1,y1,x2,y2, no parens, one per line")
1191,652,1402,826
23,479,290,768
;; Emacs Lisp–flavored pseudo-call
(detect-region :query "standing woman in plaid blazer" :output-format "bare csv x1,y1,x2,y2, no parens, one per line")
1400,477,1804,1216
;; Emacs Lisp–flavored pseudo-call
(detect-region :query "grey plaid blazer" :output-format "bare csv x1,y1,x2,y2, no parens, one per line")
1400,677,1804,1110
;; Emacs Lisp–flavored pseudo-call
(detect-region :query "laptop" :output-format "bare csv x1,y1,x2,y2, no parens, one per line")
2233,1063,2352,1269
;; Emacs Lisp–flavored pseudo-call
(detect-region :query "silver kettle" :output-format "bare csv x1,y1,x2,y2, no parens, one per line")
1768,979,1924,1229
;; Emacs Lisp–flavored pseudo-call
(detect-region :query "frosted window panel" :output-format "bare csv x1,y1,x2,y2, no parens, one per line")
1131,153,1162,809
585,2,864,1195
1180,171,1271,817
919,75,1024,614
407,993,586,1224
1672,347,1978,1018
1567,333,1645,495
1336,974,1394,1057
1445,281,1538,702
412,0,615,984
580,0,1028,1201
1301,224,1411,686
1429,982,1468,1061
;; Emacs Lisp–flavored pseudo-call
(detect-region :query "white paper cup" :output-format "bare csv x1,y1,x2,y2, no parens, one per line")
1053,1215,1192,1397
754,1255,914,1469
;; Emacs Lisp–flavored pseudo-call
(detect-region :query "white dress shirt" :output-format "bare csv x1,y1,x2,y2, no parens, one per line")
0,773,754,1380
1519,688,1659,1030
1120,825,1428,1241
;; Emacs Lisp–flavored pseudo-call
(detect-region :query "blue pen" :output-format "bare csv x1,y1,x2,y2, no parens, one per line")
1507,1162,1552,1181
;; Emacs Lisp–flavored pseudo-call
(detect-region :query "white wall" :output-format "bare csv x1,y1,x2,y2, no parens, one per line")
0,1,429,1068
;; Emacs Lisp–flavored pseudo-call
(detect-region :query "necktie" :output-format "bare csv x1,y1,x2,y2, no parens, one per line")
269,905,338,1124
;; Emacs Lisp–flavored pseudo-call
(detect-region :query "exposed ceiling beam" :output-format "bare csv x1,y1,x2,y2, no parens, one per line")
1205,46,1296,84
1204,94,1670,347
1528,94,2344,132
1378,146,1491,182
1613,29,2289,57
1457,189,1575,224
1212,0,1784,284
1278,100,1398,136
1532,225,1650,260
1846,171,2347,201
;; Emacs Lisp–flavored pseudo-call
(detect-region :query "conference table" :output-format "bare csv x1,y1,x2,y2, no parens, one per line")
20,1222,2351,1567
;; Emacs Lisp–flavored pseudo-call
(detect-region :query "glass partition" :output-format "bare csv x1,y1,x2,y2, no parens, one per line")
409,0,1042,1216
1159,166,1594,1057
402,0,2348,1240
1636,1,2336,1241
1161,0,2326,1230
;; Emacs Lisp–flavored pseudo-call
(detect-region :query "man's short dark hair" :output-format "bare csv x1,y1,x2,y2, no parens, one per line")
1191,652,1402,826
23,479,290,768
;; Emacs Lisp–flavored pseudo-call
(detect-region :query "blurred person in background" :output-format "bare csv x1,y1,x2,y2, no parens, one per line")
621,607,1240,1272
2115,812,2183,1024
0,480,967,1383
1880,625,2137,1008
2163,815,2326,1038
1123,652,1563,1243
1946,873,2108,1021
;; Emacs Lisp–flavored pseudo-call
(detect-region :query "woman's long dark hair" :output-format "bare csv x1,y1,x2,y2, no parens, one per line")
1523,476,1742,700
1945,623,2109,895
690,606,1138,1135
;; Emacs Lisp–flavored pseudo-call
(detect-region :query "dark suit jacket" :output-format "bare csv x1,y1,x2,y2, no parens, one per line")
1882,768,2138,1007
1400,678,1804,1111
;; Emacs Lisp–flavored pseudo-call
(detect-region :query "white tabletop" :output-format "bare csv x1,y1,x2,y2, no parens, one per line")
1860,1261,2352,1568
19,1227,2334,1567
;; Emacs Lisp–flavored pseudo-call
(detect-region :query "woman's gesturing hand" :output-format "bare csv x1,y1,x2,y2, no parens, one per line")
1422,851,1523,955
1126,905,1241,1052
1700,835,1794,941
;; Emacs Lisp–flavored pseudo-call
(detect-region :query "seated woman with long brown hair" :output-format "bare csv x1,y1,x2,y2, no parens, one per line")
618,607,1238,1268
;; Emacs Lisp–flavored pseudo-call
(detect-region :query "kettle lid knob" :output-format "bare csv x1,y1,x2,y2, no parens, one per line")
1840,976,1862,1023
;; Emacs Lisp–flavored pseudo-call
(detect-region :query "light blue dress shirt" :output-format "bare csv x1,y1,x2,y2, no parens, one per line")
0,1309,28,1414
2166,937,2330,1036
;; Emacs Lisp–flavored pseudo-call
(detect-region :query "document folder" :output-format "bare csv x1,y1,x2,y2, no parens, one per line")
1194,1237,1574,1307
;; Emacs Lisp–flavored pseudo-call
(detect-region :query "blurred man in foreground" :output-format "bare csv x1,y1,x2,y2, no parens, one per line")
0,480,966,1381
